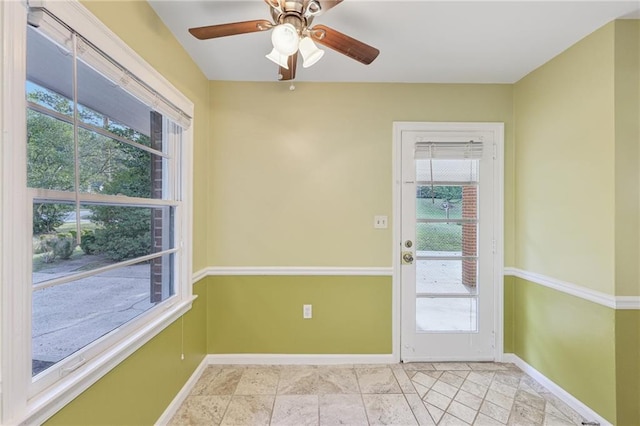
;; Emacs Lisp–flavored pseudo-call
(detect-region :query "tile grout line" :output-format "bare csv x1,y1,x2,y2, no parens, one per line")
215,366,234,426
439,364,475,425
392,365,421,426
354,366,373,426
269,365,282,426
220,365,242,425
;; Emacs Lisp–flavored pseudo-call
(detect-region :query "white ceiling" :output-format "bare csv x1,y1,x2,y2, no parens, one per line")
149,1,640,83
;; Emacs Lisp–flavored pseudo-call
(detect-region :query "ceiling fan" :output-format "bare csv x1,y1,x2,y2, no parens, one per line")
188,0,380,81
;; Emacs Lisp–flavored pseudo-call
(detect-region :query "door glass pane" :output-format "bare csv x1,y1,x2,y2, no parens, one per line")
416,297,478,332
416,259,477,295
416,186,465,220
414,157,480,334
417,222,463,254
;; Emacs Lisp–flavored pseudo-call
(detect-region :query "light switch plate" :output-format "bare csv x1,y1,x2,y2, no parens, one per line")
374,215,388,229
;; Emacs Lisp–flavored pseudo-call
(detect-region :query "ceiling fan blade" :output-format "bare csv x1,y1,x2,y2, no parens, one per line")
188,20,272,40
310,24,379,65
278,53,298,81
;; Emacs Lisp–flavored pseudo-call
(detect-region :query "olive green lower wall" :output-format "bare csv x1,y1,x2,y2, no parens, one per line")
46,281,208,425
512,278,617,423
615,310,640,426
503,275,515,353
206,276,392,354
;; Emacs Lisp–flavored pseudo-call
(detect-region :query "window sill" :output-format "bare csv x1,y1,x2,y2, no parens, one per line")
20,295,196,426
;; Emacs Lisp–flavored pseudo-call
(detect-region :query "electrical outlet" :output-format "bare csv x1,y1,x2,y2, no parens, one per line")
303,304,312,319
374,215,388,229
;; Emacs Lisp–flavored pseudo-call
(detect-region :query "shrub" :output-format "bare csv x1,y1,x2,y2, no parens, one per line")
38,234,76,262
54,234,75,260
91,207,151,261
80,229,97,255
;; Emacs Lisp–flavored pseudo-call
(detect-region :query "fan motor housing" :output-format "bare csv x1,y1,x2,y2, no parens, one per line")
272,0,313,31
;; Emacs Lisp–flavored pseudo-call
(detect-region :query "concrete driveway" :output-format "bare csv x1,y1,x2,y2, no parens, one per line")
32,255,154,375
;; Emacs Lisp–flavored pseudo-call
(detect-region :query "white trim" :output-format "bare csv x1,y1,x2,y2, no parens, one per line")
393,122,505,362
205,353,396,365
192,267,209,284
615,296,640,310
199,266,393,277
503,353,613,426
504,267,640,310
1,1,31,422
391,122,402,367
155,355,209,426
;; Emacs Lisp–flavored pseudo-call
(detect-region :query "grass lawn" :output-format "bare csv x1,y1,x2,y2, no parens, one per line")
416,198,462,251
416,222,462,251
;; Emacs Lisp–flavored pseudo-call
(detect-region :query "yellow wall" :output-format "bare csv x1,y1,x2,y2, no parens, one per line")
81,0,211,272
514,22,616,294
35,2,640,424
613,20,640,425
614,20,640,297
209,82,514,267
513,20,640,424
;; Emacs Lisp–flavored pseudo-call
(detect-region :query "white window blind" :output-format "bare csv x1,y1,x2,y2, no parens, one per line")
27,8,191,132
415,141,483,159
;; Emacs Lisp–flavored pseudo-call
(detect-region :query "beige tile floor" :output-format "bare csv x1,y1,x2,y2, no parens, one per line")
168,362,587,425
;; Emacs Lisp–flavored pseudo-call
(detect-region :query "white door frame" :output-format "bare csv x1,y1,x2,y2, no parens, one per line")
392,122,505,362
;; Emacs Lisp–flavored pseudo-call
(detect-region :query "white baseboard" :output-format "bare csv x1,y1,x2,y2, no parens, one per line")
155,357,209,426
206,353,397,365
503,354,612,426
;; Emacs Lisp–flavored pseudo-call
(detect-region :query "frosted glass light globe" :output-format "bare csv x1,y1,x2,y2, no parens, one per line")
271,23,299,56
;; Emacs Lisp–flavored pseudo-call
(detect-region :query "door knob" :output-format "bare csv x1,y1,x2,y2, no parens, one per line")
402,252,414,264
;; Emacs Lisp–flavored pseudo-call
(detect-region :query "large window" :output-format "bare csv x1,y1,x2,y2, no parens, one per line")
1,2,193,424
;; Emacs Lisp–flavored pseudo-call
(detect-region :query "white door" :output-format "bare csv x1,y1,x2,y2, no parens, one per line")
397,122,503,362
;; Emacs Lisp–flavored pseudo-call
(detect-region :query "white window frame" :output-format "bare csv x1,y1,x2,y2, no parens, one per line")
0,1,195,424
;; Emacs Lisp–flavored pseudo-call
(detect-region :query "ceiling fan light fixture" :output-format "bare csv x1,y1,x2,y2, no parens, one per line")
266,48,289,69
299,36,324,68
271,23,299,56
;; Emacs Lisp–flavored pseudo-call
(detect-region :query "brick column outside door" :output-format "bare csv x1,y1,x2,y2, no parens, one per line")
150,111,164,303
461,186,477,287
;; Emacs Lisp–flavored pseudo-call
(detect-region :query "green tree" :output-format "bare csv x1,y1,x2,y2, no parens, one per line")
89,127,153,261
417,185,462,201
27,90,75,235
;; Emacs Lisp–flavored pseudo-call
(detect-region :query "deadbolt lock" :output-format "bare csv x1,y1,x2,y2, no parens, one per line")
402,251,414,264
404,240,413,248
